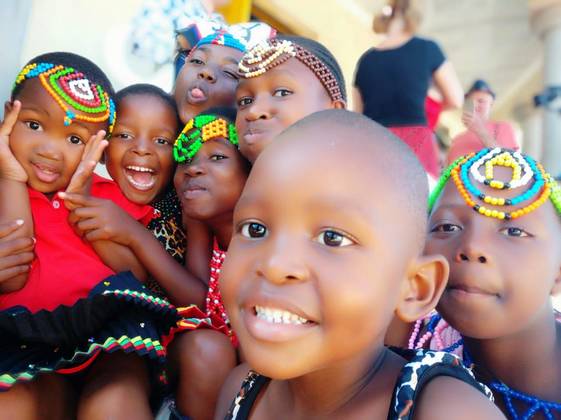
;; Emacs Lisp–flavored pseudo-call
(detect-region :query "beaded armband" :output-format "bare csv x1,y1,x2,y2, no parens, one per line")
14,62,116,134
173,114,238,164
429,148,561,220
238,39,344,104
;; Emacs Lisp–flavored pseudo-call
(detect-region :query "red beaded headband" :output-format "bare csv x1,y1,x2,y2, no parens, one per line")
238,39,345,104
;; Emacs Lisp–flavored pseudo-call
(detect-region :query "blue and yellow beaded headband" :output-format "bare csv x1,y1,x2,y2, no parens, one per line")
429,148,561,220
13,62,116,135
173,114,239,164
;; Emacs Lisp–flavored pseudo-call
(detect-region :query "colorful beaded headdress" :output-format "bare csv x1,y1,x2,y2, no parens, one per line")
187,29,247,61
238,38,345,104
429,148,561,220
173,114,239,164
13,62,116,135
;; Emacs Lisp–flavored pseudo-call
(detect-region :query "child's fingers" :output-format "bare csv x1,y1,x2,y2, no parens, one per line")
0,264,30,283
84,228,106,242
82,131,107,163
0,251,34,270
0,236,34,257
59,192,100,208
75,218,100,233
65,160,97,194
0,219,25,239
0,100,21,139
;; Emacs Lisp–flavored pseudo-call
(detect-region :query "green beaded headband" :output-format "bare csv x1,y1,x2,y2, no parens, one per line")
13,62,116,134
428,148,561,220
173,114,239,164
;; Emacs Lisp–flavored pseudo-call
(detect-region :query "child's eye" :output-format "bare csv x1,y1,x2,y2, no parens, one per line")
189,58,204,65
224,69,239,80
240,222,267,239
115,133,132,140
314,230,355,247
155,138,171,146
210,154,227,161
68,135,84,145
273,88,292,98
25,121,42,131
430,223,462,233
499,227,530,238
237,97,253,107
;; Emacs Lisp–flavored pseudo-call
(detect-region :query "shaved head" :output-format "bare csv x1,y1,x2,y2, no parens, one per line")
253,109,429,250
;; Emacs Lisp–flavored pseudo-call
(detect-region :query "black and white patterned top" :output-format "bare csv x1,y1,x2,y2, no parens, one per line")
225,348,493,420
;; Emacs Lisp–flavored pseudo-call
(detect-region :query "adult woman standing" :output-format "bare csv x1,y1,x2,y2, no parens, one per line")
353,0,463,178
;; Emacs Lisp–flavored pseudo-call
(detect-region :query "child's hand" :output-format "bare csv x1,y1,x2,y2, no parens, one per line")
0,219,34,291
61,193,139,246
0,100,27,182
63,130,108,210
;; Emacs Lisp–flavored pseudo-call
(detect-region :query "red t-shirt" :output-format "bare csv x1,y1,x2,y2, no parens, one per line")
447,121,518,165
0,175,155,313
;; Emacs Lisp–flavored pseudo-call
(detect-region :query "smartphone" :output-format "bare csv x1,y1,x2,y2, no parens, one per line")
463,97,475,113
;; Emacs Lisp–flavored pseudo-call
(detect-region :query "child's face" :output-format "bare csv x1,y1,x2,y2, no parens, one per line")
425,177,561,339
173,138,248,222
9,79,107,195
105,94,177,205
174,45,243,124
220,127,419,379
235,58,334,162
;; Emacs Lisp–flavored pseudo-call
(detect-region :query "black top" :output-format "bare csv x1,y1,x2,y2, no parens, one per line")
224,349,492,420
354,37,446,127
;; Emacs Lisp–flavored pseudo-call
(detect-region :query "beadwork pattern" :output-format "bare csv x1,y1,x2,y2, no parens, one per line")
428,148,561,220
238,39,345,104
13,62,116,134
173,114,239,163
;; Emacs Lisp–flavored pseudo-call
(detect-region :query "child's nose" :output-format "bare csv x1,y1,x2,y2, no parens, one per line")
455,249,488,264
257,234,309,284
246,97,272,121
185,161,205,177
132,138,152,156
36,143,62,160
198,67,216,83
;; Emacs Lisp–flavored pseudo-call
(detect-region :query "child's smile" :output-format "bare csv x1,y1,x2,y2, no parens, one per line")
106,94,177,205
9,79,107,196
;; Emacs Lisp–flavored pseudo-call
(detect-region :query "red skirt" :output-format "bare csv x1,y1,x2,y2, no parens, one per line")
389,125,441,178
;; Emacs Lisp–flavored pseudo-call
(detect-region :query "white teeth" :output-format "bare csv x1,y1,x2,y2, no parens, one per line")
126,165,154,173
125,174,156,190
254,306,309,325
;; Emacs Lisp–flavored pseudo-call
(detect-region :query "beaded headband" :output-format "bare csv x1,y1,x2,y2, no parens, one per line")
186,29,247,63
238,39,345,104
173,114,239,164
429,148,561,220
13,62,116,135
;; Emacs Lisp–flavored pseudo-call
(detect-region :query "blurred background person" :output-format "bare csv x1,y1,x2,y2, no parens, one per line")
353,0,463,179
447,79,519,164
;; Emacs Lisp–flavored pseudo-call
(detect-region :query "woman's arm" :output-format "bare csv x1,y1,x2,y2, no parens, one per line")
432,61,464,110
352,87,365,114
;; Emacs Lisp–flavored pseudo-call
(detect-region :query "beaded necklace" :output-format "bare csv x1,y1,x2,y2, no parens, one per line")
461,347,561,419
13,62,116,134
173,114,239,164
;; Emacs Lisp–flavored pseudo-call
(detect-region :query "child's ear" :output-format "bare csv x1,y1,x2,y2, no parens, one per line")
395,254,449,323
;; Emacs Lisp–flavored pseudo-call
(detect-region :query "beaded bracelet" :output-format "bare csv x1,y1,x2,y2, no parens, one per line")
13,62,116,135
173,114,238,164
